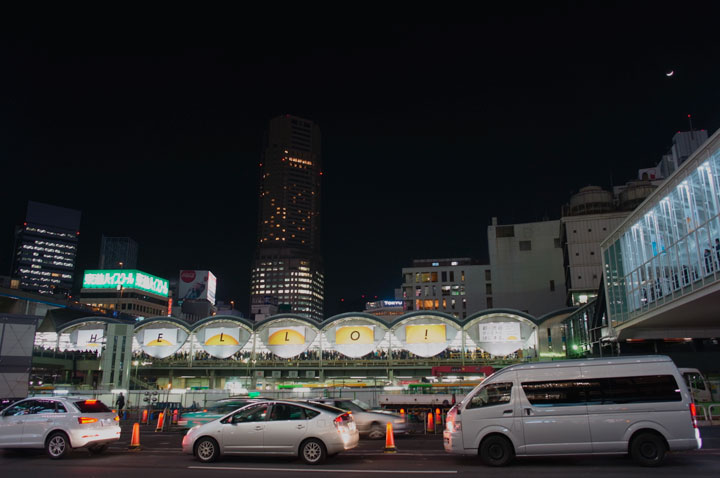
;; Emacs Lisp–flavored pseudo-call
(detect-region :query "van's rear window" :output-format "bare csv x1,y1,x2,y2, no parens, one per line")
74,400,111,413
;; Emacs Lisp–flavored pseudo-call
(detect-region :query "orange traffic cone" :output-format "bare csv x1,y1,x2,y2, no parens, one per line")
129,422,141,450
141,409,148,424
172,409,179,425
384,422,397,453
427,411,434,432
155,412,164,432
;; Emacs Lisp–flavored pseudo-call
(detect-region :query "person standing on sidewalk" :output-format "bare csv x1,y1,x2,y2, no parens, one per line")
115,392,125,411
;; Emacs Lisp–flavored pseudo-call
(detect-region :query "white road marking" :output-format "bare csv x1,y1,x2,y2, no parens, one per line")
189,466,458,474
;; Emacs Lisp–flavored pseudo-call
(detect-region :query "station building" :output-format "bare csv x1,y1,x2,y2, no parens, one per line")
27,308,573,393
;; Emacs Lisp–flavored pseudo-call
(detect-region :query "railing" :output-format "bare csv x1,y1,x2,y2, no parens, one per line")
134,357,525,369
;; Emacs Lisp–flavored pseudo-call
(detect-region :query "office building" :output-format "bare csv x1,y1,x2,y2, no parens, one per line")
250,115,324,320
12,201,81,297
250,295,279,322
561,186,630,305
487,218,566,316
400,258,491,319
99,236,138,269
657,129,709,178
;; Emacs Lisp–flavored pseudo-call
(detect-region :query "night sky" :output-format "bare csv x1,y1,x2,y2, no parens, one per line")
2,9,720,317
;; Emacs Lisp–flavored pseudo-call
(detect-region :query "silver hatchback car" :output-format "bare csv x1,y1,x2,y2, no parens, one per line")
0,396,121,458
182,399,359,465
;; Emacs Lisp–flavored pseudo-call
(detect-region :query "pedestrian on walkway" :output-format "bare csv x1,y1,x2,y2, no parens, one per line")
116,392,125,411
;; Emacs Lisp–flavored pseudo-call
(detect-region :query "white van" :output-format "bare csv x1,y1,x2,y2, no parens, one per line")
443,356,701,467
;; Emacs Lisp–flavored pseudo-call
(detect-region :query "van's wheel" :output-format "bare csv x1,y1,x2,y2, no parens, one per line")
195,437,219,463
479,435,514,467
630,432,667,467
300,438,326,465
46,431,71,459
368,423,385,440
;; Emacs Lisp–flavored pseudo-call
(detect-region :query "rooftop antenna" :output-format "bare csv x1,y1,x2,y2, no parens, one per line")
687,114,694,139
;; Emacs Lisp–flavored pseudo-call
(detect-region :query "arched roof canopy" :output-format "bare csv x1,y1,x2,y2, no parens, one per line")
254,314,320,332
389,310,463,328
134,316,192,334
57,316,124,334
191,315,255,331
321,312,390,332
536,307,577,326
465,308,538,328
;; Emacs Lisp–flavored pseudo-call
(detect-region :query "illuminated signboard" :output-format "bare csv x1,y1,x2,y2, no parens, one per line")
382,300,404,307
82,269,169,297
178,270,217,305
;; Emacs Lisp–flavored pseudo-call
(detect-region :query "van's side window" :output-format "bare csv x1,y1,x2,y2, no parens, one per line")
522,375,682,407
602,375,681,404
467,382,512,409
522,380,587,407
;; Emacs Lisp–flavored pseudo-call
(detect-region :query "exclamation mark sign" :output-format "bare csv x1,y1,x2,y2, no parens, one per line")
425,329,428,341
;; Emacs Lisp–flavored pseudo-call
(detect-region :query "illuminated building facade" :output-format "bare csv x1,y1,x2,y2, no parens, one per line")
12,201,81,297
79,269,170,318
364,300,405,321
401,258,492,319
250,115,324,320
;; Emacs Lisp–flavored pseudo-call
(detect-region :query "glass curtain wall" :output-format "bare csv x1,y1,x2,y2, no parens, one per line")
603,150,720,325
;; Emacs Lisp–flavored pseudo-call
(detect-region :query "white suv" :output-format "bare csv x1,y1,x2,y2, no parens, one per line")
0,396,121,458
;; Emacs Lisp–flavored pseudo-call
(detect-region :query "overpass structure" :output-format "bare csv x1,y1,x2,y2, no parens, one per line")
564,128,720,366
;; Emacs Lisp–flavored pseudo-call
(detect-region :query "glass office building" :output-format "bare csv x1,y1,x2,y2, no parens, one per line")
602,130,720,326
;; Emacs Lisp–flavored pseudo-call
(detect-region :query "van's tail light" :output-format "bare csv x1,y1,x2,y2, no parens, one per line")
78,417,98,424
690,403,698,429
114,415,120,422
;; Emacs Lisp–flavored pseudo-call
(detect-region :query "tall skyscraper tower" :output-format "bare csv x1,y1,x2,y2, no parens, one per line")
12,201,81,297
250,115,324,320
99,235,139,269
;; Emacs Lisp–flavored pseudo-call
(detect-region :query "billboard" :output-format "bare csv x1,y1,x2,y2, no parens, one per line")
260,322,318,358
195,322,252,359
476,321,526,356
179,270,217,305
393,318,460,358
135,325,187,358
82,269,169,297
323,319,387,358
75,329,104,349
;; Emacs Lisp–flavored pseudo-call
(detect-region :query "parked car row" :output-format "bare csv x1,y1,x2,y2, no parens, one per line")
0,356,705,467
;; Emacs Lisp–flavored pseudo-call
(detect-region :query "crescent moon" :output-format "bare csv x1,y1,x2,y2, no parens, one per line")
666,70,674,77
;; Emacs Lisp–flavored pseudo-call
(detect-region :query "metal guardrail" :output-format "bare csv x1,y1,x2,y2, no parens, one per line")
708,404,720,426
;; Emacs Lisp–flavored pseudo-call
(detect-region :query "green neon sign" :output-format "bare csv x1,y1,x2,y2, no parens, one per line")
82,269,169,297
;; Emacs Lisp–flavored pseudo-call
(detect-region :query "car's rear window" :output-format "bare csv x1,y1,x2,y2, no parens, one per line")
74,400,111,413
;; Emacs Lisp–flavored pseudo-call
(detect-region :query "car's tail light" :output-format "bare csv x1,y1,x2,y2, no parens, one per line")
78,417,99,424
690,403,698,429
114,415,120,422
333,412,349,430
